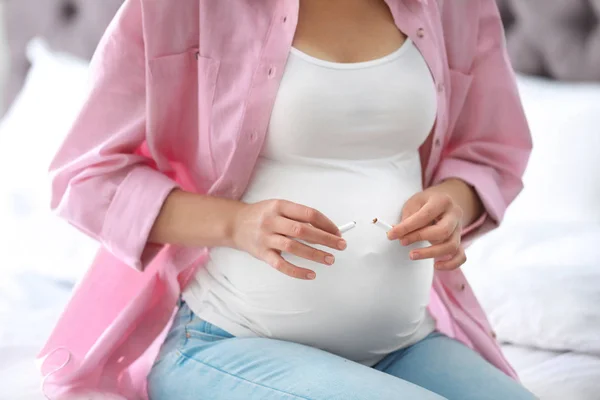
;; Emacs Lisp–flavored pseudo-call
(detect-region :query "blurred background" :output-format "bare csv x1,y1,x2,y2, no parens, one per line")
0,4,7,112
0,1,599,399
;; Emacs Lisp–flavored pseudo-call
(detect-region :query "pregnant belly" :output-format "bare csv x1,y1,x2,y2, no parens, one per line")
205,224,434,363
198,155,434,362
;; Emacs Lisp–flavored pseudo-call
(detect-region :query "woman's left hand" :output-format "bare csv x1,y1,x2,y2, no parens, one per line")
387,188,466,270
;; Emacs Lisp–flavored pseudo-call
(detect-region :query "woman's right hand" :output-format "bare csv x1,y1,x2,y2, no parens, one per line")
230,200,347,280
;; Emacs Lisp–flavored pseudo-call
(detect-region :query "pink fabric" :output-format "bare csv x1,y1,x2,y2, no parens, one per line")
38,0,532,398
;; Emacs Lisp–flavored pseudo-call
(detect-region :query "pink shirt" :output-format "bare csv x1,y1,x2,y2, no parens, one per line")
39,0,532,398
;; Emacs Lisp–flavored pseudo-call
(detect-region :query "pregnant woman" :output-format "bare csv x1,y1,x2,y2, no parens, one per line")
41,0,534,399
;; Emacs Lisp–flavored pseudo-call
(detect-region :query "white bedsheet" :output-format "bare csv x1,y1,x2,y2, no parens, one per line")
502,344,600,400
0,273,72,400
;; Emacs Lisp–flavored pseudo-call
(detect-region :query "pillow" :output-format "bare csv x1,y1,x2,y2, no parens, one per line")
463,222,600,355
464,76,600,355
0,38,98,283
504,75,600,225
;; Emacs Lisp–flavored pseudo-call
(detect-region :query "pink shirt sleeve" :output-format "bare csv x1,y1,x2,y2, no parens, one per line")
49,0,178,270
433,0,532,245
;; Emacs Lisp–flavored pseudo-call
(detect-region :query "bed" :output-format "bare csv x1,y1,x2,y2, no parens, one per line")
1,1,600,399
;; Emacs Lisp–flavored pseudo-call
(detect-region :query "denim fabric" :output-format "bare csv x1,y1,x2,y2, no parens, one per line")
147,303,536,400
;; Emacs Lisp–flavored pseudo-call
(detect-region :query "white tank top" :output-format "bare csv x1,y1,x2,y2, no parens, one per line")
183,38,438,365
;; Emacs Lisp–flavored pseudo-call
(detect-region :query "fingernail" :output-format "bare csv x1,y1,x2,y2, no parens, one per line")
307,272,316,280
410,252,419,260
337,240,347,250
325,255,335,265
401,239,409,246
387,232,396,240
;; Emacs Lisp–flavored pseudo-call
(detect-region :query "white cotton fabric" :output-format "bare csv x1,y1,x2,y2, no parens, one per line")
184,39,439,365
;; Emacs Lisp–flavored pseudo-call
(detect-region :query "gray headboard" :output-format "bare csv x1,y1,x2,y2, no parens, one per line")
497,0,600,81
2,0,600,114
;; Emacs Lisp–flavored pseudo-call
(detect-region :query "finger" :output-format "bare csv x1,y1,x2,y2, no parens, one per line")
277,201,340,236
434,247,467,271
409,232,460,261
269,235,335,266
389,198,448,239
269,217,347,251
435,253,454,263
263,250,316,280
400,200,422,222
400,214,459,246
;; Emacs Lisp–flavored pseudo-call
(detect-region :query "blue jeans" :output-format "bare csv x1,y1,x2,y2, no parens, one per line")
147,302,535,400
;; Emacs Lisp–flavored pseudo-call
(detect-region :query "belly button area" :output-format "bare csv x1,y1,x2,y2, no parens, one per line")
346,246,390,268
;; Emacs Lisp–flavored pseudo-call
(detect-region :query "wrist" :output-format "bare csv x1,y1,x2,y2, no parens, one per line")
221,200,246,249
430,178,483,226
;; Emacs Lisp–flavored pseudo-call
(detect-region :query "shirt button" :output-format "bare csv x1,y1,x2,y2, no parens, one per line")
282,16,288,23
491,331,497,339
268,66,276,78
417,28,425,38
437,82,444,93
458,283,466,291
434,138,442,147
250,131,258,142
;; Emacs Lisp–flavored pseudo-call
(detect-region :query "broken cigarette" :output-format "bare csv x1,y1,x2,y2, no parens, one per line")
338,221,357,234
372,218,393,232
